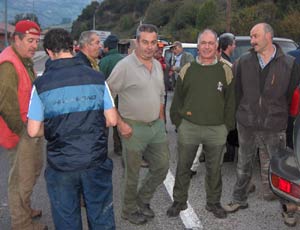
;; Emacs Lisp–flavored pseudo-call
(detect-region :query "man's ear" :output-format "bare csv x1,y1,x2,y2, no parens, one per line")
46,49,55,60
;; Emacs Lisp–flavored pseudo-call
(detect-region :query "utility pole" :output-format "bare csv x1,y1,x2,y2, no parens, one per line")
93,3,99,30
226,0,231,32
93,11,96,30
32,0,35,21
4,0,8,47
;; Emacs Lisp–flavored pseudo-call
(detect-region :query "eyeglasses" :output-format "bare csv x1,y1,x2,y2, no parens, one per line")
199,41,216,46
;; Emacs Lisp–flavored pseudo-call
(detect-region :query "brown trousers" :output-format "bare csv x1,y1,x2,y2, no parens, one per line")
7,130,44,230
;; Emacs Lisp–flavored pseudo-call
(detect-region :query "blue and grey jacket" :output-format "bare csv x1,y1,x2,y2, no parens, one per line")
34,58,108,171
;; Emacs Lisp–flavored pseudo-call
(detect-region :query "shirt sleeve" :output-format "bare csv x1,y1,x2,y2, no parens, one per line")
0,62,24,135
106,61,125,99
27,85,44,121
103,82,115,110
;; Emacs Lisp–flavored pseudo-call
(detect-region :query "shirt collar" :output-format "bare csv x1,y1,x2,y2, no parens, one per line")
196,56,218,66
257,45,276,69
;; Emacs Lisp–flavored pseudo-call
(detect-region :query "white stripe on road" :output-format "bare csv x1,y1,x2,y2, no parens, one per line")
164,170,203,230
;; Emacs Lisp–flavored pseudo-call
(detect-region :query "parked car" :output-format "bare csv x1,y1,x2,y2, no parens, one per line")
162,36,298,63
269,114,300,204
232,36,298,62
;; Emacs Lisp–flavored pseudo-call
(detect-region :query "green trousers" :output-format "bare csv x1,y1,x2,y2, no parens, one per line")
173,119,227,205
121,119,169,215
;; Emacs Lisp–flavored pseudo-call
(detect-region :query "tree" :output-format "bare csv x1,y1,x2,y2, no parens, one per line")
196,0,218,30
277,10,300,42
144,1,175,27
231,2,278,35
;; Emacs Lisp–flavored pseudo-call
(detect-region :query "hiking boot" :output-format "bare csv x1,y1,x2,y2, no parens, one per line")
138,202,155,218
224,201,248,213
31,209,42,218
121,211,147,225
205,203,227,219
32,223,48,230
166,201,187,217
282,211,297,227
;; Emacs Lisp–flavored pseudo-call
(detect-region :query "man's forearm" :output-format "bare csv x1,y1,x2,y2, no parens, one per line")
159,103,165,120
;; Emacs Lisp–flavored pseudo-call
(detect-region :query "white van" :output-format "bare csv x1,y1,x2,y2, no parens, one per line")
163,43,197,66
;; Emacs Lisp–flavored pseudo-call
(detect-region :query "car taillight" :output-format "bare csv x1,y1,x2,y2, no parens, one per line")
290,86,300,116
271,173,300,198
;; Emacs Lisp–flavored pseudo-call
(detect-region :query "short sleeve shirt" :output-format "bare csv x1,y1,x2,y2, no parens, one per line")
28,82,114,121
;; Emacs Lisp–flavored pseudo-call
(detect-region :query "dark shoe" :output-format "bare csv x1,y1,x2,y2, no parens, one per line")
223,201,248,213
32,223,48,230
190,170,197,178
121,211,147,225
263,193,277,201
282,211,297,227
138,202,155,218
31,209,42,218
205,203,227,219
166,201,187,217
247,184,256,194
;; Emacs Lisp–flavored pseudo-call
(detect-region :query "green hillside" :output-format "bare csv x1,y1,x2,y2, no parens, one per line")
71,0,300,42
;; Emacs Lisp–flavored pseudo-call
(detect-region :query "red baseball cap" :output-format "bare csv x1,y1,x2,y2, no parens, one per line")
15,20,41,36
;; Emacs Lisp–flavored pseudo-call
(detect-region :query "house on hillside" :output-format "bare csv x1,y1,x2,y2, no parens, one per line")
0,22,15,51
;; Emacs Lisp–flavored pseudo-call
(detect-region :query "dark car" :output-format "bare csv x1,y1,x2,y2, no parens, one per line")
269,114,300,204
269,48,300,207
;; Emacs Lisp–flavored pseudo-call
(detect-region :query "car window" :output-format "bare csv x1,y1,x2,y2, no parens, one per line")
232,39,298,62
232,40,251,62
183,47,198,58
275,41,298,54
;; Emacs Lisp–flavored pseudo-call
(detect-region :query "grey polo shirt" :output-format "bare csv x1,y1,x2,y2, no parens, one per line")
107,51,165,122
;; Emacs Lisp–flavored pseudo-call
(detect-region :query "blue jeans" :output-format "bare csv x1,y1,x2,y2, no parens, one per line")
45,158,115,230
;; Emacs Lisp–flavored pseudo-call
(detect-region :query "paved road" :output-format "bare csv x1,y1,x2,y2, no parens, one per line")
0,52,298,229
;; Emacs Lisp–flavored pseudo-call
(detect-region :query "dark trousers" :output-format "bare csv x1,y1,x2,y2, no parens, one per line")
173,119,227,204
232,123,286,204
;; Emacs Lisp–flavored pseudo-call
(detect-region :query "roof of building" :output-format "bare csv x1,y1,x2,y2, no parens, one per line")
0,22,15,34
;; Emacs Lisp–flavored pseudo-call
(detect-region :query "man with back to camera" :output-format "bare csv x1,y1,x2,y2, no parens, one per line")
27,28,118,230
224,23,300,227
76,30,102,71
0,20,46,230
218,32,238,163
107,24,169,225
167,29,235,219
218,32,236,63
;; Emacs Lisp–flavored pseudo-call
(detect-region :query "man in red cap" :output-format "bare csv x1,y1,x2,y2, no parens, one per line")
0,20,47,230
